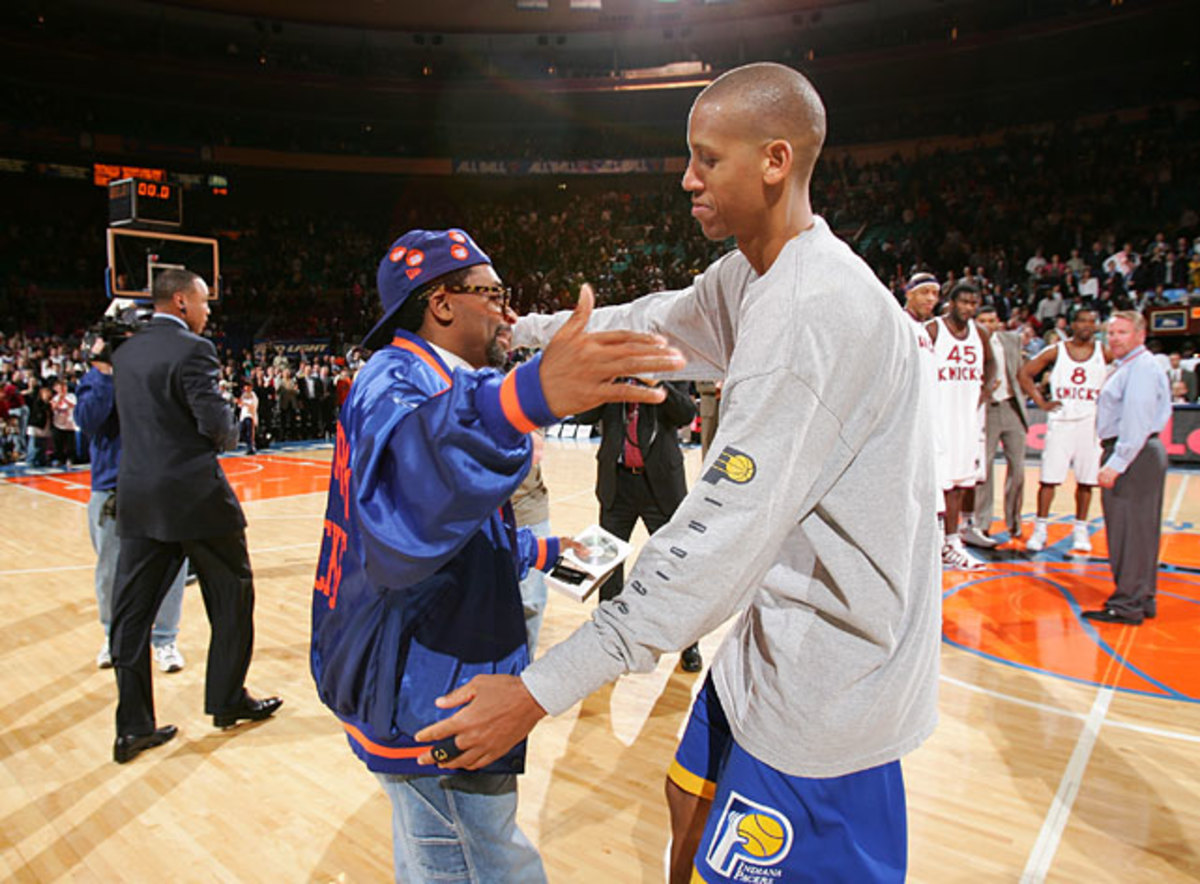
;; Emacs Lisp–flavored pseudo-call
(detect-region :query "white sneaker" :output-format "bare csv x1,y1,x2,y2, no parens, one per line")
1027,524,1048,552
97,641,113,669
153,642,185,673
942,541,986,571
961,525,1000,549
1072,528,1093,554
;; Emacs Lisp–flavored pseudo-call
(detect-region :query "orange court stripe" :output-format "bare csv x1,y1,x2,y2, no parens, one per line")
342,722,429,759
500,371,538,434
391,336,452,387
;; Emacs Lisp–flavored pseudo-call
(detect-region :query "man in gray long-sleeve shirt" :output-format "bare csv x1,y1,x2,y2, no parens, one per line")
1084,310,1171,625
414,63,940,883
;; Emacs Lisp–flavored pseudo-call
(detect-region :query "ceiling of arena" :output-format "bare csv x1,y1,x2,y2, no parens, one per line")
148,0,867,34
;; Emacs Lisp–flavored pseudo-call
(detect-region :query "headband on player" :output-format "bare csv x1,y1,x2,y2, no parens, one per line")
905,272,940,292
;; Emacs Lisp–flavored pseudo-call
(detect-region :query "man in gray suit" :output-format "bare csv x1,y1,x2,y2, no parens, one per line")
966,305,1028,545
109,269,281,764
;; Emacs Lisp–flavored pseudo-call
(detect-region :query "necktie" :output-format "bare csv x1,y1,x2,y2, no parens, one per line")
623,403,644,469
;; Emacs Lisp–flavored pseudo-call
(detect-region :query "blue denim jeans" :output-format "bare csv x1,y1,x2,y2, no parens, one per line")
88,489,185,646
374,772,546,884
518,519,551,654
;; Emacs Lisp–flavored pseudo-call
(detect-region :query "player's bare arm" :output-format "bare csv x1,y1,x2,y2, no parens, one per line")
1018,345,1061,412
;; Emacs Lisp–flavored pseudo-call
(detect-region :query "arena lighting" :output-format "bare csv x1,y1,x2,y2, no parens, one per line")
612,77,713,91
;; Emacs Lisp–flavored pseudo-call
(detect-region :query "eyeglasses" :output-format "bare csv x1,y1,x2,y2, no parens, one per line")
440,284,512,313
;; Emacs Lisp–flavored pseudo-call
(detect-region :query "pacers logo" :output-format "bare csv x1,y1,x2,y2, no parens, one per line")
702,446,756,486
705,792,793,880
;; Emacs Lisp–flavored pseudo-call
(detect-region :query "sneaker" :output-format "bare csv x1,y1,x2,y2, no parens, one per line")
153,642,185,673
97,641,113,670
1071,528,1092,554
961,525,1000,549
1026,524,1048,552
942,541,986,571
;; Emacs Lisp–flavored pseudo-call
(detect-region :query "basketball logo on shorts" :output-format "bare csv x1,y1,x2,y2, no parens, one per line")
702,446,756,486
705,791,793,878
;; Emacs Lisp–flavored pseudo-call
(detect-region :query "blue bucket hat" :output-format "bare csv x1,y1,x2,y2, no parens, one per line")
361,228,491,349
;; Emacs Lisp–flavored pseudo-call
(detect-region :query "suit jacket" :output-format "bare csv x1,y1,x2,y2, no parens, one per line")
1167,367,1197,403
577,381,696,513
112,316,244,541
992,329,1029,428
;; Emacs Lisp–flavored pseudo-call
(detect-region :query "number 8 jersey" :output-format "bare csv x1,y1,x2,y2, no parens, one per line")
1048,340,1106,422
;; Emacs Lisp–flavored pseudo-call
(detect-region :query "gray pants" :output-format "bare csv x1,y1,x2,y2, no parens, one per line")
975,398,1026,535
1100,437,1167,618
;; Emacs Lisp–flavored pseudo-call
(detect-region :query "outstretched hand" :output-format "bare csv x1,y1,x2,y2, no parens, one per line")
539,283,685,417
414,674,547,771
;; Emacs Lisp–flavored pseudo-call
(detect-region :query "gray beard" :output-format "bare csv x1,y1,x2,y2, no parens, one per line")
486,331,509,369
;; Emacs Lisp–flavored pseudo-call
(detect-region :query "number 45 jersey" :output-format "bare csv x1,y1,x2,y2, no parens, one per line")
932,316,985,488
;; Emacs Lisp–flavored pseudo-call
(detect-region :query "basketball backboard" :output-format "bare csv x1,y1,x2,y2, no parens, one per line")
106,227,220,301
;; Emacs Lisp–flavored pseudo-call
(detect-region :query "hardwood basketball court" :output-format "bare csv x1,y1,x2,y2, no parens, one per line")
1,441,1198,882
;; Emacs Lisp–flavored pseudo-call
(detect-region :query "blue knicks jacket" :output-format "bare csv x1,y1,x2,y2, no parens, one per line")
310,331,561,776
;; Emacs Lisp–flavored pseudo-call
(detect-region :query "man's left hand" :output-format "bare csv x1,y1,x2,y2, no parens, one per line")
414,674,547,771
1098,466,1119,489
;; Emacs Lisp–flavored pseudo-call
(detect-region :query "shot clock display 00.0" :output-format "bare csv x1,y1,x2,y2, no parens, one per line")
108,177,182,228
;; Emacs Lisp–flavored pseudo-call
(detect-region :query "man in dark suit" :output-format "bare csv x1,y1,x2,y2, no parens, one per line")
109,269,281,764
577,380,704,671
1166,352,1197,403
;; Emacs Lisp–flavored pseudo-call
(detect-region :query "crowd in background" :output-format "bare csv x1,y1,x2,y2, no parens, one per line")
2,108,1199,464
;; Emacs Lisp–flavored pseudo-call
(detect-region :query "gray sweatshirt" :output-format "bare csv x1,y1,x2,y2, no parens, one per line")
514,217,941,777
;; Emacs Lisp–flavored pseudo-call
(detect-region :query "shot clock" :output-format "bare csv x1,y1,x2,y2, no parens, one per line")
108,177,182,229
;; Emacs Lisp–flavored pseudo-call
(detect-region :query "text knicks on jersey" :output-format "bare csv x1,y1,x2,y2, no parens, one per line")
938,343,982,383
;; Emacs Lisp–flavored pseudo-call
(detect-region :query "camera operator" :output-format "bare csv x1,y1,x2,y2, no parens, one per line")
75,333,187,672
108,269,280,764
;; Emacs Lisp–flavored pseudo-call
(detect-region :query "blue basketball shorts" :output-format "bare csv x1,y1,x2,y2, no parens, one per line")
668,676,908,883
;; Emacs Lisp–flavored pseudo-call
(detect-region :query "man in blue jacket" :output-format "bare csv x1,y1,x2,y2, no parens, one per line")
309,229,684,882
75,335,187,674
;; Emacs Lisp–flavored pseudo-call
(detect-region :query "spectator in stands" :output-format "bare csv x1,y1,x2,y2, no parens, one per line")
1166,353,1197,403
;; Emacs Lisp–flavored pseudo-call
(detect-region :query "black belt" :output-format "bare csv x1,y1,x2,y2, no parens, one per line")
1101,433,1158,446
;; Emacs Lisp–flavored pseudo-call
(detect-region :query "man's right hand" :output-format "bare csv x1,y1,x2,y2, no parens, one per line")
538,284,685,417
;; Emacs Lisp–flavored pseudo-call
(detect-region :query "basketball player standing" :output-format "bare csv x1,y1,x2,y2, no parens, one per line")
1017,308,1111,552
927,282,995,570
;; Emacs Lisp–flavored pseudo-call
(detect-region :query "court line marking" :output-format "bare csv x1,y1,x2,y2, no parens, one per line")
1168,473,1190,525
939,675,1200,743
1019,687,1114,884
4,481,86,507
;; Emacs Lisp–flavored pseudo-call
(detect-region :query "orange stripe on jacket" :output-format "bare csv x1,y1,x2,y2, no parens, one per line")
500,371,537,434
533,538,549,571
391,336,452,387
342,722,429,759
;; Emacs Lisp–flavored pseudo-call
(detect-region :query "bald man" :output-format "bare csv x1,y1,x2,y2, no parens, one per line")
417,63,940,883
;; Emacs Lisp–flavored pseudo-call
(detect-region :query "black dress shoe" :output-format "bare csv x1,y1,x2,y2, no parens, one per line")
213,694,283,728
680,644,703,673
1082,607,1143,626
114,725,178,764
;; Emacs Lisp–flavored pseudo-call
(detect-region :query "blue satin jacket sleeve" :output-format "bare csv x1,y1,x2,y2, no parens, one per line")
345,343,558,592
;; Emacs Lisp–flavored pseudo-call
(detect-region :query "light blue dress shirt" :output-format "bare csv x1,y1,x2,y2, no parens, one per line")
1097,345,1171,474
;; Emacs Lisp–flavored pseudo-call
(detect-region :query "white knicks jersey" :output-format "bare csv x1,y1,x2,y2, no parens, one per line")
908,313,937,382
932,317,985,417
1048,340,1106,422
